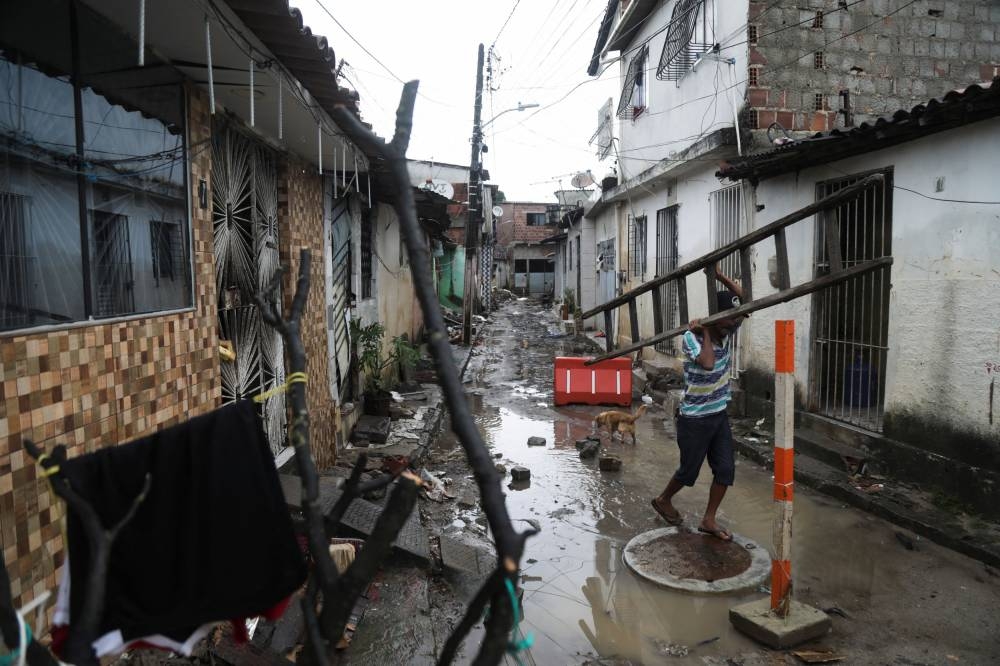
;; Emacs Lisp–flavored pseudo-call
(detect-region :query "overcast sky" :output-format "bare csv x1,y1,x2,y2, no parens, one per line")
297,0,620,202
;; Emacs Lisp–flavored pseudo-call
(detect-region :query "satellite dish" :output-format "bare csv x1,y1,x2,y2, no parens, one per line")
571,171,595,189
492,205,504,217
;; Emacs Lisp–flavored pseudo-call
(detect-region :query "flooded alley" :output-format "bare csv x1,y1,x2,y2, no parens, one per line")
414,301,1000,665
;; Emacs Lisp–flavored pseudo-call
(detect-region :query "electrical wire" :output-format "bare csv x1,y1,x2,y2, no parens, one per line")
492,0,523,49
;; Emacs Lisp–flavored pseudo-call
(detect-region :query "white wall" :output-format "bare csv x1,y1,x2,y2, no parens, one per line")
615,0,749,179
746,118,1000,443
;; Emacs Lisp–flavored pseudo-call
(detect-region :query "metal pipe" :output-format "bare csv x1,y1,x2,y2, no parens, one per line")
205,17,215,114
278,74,283,140
138,0,146,67
249,57,255,126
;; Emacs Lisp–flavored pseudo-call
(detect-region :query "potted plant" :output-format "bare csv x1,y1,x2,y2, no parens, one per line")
350,319,420,416
562,288,576,320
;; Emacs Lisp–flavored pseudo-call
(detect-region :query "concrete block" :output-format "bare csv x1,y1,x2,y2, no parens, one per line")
511,466,531,481
729,598,831,649
527,436,546,447
599,455,622,472
579,441,599,459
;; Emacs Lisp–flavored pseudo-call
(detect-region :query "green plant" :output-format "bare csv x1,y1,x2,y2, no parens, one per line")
562,288,576,312
350,319,420,393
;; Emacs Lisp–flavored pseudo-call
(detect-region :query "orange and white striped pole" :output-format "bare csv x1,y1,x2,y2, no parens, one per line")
771,320,795,616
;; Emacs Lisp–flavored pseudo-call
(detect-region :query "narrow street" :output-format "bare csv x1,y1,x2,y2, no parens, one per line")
417,301,1000,665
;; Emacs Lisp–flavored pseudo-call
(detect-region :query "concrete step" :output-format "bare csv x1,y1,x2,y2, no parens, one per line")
796,411,882,450
794,427,870,473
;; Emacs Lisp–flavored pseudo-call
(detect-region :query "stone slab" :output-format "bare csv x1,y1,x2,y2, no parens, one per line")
729,598,832,649
353,415,392,444
279,474,430,562
440,535,488,574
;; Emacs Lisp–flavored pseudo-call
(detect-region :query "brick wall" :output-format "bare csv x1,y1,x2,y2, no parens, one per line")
0,84,220,608
499,202,560,246
277,160,339,469
747,1,1000,132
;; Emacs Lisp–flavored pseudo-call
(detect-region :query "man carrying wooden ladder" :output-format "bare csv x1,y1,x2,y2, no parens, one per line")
650,264,746,541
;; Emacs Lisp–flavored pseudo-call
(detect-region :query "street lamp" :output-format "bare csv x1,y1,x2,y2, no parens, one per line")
480,102,539,130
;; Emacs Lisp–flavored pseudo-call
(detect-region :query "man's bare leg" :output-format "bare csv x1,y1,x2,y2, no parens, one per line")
652,477,685,522
699,481,732,540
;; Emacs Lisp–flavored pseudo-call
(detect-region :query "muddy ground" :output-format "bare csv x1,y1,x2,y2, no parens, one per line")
347,300,1000,665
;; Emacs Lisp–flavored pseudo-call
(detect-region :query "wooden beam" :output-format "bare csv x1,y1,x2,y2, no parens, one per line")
824,207,843,273
705,263,718,315
773,228,791,291
579,173,883,319
585,256,892,364
628,298,640,343
677,275,688,323
604,310,613,353
739,246,753,302
651,285,664,335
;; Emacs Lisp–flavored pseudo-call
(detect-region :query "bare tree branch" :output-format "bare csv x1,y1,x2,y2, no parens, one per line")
331,81,535,665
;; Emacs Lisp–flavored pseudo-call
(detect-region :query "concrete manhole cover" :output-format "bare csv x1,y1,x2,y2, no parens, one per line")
623,527,769,594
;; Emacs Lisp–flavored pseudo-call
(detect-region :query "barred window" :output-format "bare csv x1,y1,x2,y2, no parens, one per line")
628,214,647,278
361,216,374,299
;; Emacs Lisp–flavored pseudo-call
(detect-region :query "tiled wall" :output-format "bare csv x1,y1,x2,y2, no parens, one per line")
0,85,221,608
278,159,339,470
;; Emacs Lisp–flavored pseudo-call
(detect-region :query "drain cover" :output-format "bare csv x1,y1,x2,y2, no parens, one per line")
623,527,769,594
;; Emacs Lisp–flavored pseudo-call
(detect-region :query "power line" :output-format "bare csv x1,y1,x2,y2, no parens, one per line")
492,0,523,48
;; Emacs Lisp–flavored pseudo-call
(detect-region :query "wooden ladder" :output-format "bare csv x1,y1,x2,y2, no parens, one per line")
580,174,892,365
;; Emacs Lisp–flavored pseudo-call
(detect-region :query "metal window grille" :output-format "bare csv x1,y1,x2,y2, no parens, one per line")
655,206,679,354
91,210,135,317
0,192,34,330
814,51,825,69
814,93,825,111
811,170,892,432
361,215,374,299
657,0,712,81
616,44,649,118
748,67,759,86
710,185,746,375
150,220,181,282
628,214,646,278
748,24,758,44
812,11,824,28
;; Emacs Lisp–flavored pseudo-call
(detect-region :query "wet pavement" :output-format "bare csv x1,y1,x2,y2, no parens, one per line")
356,301,1000,665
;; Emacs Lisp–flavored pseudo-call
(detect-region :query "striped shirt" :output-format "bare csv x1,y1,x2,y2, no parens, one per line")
680,330,732,417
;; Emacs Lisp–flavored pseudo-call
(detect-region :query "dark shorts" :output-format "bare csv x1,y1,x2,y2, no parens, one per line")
673,410,735,487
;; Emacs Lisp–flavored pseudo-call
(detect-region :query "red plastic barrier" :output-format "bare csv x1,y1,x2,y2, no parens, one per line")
553,356,632,406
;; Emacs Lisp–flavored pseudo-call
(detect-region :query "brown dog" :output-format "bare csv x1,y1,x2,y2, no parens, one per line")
592,405,647,444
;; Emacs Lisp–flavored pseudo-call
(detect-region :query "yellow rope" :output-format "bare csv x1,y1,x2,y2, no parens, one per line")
252,372,308,403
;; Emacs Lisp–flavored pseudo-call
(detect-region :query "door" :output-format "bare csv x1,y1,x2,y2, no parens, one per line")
575,237,581,309
810,170,892,432
597,238,616,335
325,187,353,401
212,121,286,454
654,206,679,354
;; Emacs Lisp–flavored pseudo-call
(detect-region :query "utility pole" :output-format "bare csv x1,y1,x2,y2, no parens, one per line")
462,43,485,345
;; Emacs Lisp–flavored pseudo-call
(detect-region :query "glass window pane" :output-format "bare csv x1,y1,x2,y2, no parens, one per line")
0,51,86,331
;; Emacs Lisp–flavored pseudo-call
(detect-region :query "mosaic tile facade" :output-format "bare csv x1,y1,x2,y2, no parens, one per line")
0,85,221,608
277,159,339,470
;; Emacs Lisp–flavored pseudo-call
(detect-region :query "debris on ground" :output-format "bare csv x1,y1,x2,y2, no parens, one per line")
792,649,846,663
511,465,531,481
580,441,600,459
419,468,454,502
599,455,622,472
651,639,690,657
527,436,547,446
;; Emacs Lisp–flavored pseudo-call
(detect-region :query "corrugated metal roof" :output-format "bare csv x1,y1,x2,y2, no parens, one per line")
225,0,360,117
718,77,1000,182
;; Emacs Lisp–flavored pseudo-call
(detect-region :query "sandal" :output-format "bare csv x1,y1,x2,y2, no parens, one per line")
697,525,733,542
651,499,683,526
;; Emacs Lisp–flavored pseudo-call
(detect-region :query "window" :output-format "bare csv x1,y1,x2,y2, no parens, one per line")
748,66,759,86
655,206,679,354
628,214,647,278
361,216,374,299
710,185,746,376
658,0,713,81
748,25,758,44
0,1,191,333
814,93,825,111
568,241,572,271
526,212,548,226
814,51,825,69
617,44,649,119
812,11,824,28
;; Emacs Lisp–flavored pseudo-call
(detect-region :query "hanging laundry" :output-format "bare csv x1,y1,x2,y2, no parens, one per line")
53,401,306,658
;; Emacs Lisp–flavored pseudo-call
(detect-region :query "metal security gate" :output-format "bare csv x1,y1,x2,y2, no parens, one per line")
326,190,353,401
654,206,679,353
212,122,285,453
597,238,616,335
811,170,892,432
710,185,745,374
